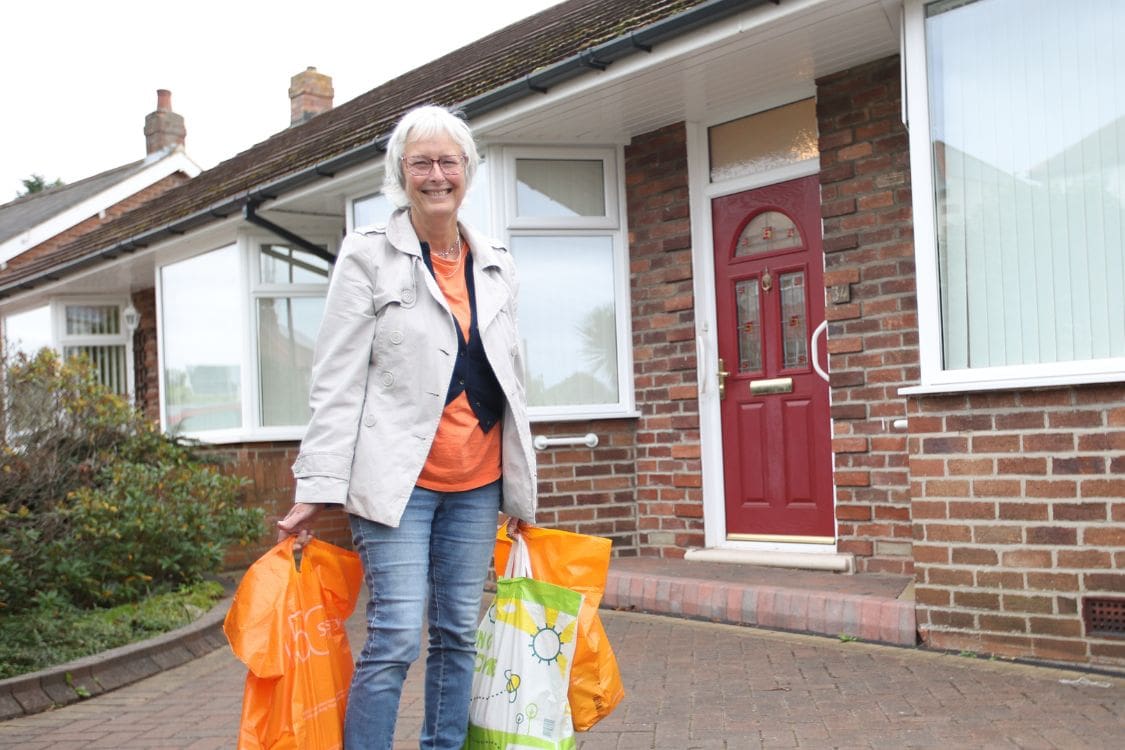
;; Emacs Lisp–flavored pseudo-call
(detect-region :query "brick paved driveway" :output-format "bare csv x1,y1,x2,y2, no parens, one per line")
3,609,1122,748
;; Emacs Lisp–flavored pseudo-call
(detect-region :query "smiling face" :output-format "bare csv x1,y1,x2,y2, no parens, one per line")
403,132,466,227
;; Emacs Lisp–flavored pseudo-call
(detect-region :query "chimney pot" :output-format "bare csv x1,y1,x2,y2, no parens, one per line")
144,89,186,155
289,67,334,126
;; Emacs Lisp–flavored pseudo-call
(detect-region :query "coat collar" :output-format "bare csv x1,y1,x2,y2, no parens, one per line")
384,207,502,271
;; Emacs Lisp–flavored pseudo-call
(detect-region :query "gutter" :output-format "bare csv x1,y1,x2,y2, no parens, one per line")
0,0,779,299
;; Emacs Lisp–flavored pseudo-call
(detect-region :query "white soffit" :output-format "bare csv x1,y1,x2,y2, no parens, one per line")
475,0,898,144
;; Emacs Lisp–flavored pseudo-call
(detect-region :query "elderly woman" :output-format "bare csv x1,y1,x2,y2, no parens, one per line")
276,104,536,749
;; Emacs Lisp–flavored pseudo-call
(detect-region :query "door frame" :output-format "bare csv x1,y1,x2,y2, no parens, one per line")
685,111,839,554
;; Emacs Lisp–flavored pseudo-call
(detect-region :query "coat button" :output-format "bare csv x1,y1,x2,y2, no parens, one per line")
381,371,395,387
510,344,519,357
363,414,376,427
390,330,404,344
401,288,416,304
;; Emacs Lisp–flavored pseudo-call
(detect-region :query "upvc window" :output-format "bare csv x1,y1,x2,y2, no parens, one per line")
159,244,244,433
904,0,1125,392
58,302,131,395
157,237,335,440
2,301,132,396
252,243,330,427
501,147,634,418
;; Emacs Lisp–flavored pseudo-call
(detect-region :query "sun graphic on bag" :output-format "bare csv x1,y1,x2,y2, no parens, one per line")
494,593,579,678
529,624,564,665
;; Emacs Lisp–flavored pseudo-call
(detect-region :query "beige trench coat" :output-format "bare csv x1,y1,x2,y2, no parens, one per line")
291,208,537,527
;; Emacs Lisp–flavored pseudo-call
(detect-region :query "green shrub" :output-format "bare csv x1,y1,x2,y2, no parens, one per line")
0,348,264,613
0,580,225,679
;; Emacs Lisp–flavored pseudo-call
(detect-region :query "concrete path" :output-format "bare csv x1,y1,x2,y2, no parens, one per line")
3,604,1123,748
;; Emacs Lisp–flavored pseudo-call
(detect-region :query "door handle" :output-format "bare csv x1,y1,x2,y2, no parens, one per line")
810,319,829,383
717,357,730,400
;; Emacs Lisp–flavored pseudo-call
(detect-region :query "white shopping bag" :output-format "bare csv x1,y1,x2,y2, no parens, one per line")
464,534,583,749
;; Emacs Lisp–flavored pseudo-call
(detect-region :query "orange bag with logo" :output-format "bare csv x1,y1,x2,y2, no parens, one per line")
493,524,624,731
224,537,363,750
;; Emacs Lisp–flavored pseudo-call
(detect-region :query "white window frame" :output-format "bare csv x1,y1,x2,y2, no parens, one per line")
155,232,336,444
0,297,134,398
247,236,332,437
901,0,1125,395
54,297,134,397
499,145,636,421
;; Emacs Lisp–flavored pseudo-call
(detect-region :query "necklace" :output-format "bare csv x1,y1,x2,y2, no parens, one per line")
432,247,465,279
431,234,462,261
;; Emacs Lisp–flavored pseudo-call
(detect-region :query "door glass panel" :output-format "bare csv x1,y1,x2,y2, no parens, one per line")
736,211,802,257
736,278,762,373
780,271,808,368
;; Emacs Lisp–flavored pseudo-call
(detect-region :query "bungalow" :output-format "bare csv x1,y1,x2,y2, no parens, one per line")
1,0,1121,669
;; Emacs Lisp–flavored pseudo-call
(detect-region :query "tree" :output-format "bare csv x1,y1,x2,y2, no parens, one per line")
17,174,64,198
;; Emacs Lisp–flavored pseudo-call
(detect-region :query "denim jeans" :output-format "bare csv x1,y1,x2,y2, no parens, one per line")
343,481,500,750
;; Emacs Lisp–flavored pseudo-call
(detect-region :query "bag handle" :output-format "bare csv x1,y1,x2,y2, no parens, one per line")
503,532,534,579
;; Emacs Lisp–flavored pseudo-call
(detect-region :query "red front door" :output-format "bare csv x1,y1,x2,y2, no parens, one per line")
712,175,834,541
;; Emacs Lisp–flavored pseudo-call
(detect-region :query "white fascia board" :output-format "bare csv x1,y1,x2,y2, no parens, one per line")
0,151,202,266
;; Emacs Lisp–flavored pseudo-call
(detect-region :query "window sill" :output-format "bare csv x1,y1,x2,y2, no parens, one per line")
900,369,1125,397
529,409,642,423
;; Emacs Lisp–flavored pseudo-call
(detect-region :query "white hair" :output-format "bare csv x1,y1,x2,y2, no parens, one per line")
382,105,479,208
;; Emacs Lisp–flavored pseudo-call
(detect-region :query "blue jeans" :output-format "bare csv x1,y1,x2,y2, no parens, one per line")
344,481,500,750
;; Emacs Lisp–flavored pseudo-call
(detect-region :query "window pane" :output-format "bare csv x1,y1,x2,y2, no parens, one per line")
160,246,242,431
516,159,606,218
260,245,330,285
353,192,393,228
779,272,808,369
3,306,51,355
736,211,802,256
510,235,618,407
64,345,127,394
65,305,120,335
736,279,762,373
710,99,819,182
926,0,1125,368
258,297,324,427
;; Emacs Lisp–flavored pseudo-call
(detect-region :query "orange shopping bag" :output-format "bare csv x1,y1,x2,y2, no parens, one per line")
224,537,363,750
494,525,624,731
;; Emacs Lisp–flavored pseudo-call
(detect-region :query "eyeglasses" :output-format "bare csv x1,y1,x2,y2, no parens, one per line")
402,155,466,177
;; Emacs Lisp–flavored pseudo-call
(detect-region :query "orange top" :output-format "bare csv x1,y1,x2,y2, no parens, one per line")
416,245,503,492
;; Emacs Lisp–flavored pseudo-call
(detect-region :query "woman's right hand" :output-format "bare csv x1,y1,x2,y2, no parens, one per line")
277,502,324,551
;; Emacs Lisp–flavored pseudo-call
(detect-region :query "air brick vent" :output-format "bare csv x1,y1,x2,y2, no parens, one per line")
1083,597,1125,638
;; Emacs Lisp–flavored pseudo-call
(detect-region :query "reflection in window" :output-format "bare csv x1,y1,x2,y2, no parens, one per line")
3,306,51,355
353,192,393,229
779,272,808,368
736,211,802,256
160,245,243,432
257,297,324,427
510,235,618,407
736,279,762,373
926,0,1125,369
260,245,330,285
516,159,606,218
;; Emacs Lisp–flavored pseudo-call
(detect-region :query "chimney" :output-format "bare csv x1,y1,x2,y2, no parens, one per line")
289,67,334,126
143,89,186,155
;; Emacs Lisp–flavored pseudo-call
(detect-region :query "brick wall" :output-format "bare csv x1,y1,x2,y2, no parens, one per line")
910,387,1125,667
624,122,704,557
207,442,352,567
130,288,160,423
532,420,639,556
815,56,917,574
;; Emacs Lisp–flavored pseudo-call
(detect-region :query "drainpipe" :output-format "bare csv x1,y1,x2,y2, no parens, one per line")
242,203,336,265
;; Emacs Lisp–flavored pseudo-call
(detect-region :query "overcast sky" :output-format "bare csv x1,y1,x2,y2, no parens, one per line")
0,0,561,201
